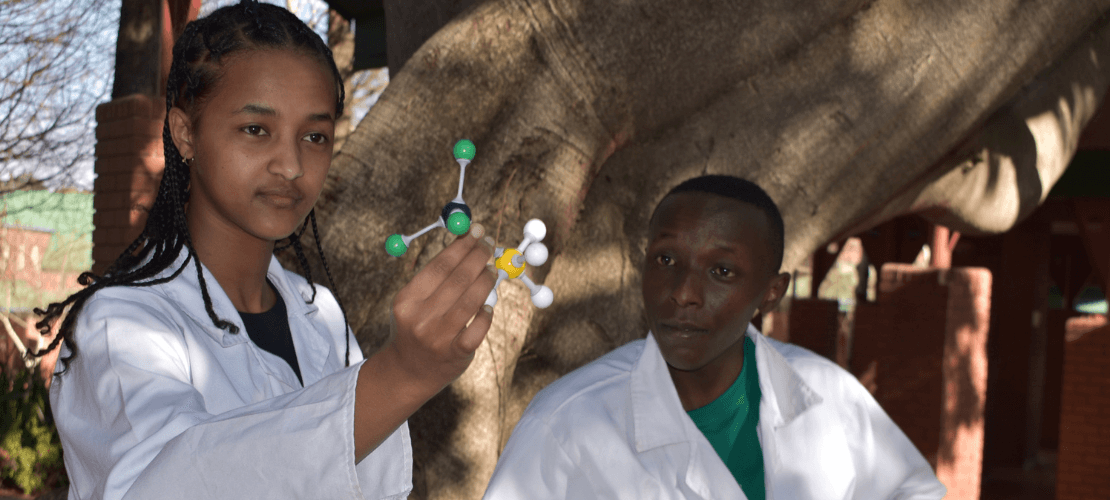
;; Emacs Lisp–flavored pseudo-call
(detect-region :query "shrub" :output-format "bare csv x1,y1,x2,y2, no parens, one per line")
0,367,67,495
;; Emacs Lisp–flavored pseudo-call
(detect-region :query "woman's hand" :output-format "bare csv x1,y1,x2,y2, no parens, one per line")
353,223,496,462
387,223,497,389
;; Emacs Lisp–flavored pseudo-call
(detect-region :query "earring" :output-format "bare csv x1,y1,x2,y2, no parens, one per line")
184,157,194,165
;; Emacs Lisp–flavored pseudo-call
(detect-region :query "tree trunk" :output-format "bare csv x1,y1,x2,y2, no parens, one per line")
312,1,1110,498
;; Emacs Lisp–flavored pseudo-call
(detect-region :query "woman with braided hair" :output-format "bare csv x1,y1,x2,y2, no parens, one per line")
35,2,497,498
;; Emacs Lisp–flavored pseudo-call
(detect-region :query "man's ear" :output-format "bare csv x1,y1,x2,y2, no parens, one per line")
759,272,792,314
168,107,194,159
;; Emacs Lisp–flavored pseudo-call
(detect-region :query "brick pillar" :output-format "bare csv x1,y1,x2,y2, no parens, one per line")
1056,315,1110,499
92,94,165,274
785,298,838,361
936,266,991,499
852,264,991,499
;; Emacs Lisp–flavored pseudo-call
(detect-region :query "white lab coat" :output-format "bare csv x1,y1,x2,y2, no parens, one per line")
483,325,946,499
50,250,412,500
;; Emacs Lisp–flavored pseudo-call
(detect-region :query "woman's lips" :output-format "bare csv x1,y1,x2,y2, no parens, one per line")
257,187,302,208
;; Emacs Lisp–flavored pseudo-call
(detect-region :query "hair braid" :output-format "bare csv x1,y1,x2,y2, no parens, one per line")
309,210,351,366
274,218,309,252
33,0,348,373
290,237,316,302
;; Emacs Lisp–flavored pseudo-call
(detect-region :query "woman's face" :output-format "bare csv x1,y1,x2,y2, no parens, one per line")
170,49,336,243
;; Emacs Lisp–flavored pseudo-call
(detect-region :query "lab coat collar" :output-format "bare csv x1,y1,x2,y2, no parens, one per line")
749,327,824,428
631,324,823,453
153,247,321,348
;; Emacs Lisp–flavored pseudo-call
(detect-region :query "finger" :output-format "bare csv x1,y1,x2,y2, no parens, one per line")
401,223,488,302
441,262,498,333
422,235,495,314
455,304,494,354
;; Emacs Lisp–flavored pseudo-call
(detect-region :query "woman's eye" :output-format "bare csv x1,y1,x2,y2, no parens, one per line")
304,133,329,144
242,125,266,136
713,267,734,278
655,254,673,266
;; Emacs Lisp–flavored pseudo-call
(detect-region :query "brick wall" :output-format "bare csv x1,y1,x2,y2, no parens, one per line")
852,264,991,499
0,225,84,300
1,226,52,284
92,94,166,274
1056,315,1110,499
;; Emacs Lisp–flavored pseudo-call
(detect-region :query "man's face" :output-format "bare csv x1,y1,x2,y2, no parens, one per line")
642,192,782,373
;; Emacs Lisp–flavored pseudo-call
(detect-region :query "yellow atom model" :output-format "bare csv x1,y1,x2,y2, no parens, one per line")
486,219,554,309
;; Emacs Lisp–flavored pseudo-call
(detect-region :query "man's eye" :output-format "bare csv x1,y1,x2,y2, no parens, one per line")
655,255,673,266
242,125,266,136
714,267,734,278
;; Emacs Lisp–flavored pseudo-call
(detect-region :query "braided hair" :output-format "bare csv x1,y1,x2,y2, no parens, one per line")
34,0,352,372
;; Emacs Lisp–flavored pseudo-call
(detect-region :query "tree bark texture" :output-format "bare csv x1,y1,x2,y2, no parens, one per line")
310,1,1110,498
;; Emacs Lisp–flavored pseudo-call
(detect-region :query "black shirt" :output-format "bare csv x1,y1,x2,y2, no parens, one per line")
238,282,303,386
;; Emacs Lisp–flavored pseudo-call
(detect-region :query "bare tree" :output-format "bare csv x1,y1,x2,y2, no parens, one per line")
0,0,118,193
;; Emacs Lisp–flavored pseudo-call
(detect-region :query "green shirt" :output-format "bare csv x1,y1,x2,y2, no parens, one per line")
686,336,765,499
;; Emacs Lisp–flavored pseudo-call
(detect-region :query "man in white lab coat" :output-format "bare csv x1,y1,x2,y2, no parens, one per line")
483,175,946,499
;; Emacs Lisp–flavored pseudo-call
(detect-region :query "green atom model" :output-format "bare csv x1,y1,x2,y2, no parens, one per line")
385,139,476,257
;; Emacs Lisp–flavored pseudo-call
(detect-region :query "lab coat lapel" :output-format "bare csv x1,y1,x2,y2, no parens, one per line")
265,257,330,387
630,334,689,453
158,249,249,348
633,334,748,500
157,250,320,397
749,327,851,499
749,327,823,427
156,249,289,402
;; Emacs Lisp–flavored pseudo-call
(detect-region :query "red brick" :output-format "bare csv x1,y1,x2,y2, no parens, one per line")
93,191,129,211
1057,323,1110,499
850,264,990,499
91,92,166,276
95,115,164,141
94,155,165,177
93,209,129,229
786,299,838,361
95,135,165,160
95,94,163,122
109,168,162,193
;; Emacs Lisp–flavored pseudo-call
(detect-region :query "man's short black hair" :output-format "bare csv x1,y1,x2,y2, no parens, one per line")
651,175,785,272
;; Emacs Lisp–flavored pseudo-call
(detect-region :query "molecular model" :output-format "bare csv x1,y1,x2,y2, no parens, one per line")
486,219,555,309
385,140,476,257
